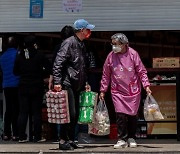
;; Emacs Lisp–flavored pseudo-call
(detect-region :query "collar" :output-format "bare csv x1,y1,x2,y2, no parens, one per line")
74,34,82,42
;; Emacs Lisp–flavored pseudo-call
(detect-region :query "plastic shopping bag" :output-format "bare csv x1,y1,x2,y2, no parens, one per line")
144,94,164,121
88,100,110,136
79,91,98,107
78,91,98,124
78,107,94,124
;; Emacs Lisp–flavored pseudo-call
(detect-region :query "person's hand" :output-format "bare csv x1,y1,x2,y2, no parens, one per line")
85,82,91,92
48,75,53,90
99,92,105,100
146,86,152,95
54,84,62,92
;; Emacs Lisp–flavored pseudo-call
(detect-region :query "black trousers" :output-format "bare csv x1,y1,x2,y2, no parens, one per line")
116,112,137,141
3,87,19,137
18,86,43,140
60,86,80,141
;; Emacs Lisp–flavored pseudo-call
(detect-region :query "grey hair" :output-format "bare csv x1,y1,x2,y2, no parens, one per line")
111,33,128,44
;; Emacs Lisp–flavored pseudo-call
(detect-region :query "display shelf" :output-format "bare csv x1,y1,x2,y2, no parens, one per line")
150,80,176,84
88,68,180,74
147,68,180,73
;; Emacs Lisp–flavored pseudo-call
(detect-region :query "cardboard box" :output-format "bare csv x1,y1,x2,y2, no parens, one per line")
150,85,176,121
147,85,177,135
147,123,177,134
153,57,180,68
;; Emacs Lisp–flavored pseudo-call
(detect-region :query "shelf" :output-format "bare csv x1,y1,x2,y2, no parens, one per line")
147,68,180,73
137,120,177,123
150,80,176,84
88,68,180,74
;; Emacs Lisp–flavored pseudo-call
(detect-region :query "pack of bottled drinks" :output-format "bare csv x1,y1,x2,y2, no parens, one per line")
46,90,70,124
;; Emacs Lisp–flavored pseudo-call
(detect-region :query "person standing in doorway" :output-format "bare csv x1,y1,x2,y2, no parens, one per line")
53,19,95,150
48,25,75,141
0,36,19,141
13,35,51,143
99,33,152,149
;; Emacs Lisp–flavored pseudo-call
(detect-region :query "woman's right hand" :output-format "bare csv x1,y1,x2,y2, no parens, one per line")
146,86,152,96
99,92,105,100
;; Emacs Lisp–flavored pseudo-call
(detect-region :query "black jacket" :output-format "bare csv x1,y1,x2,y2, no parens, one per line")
13,49,51,88
53,35,87,91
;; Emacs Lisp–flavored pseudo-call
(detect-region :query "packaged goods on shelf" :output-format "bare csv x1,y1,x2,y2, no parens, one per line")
153,57,180,68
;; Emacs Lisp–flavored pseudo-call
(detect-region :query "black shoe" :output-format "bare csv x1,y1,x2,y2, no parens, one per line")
12,136,19,141
59,142,74,150
3,135,11,141
69,141,79,149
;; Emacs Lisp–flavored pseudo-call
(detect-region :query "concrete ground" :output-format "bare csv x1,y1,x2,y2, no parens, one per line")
0,138,180,154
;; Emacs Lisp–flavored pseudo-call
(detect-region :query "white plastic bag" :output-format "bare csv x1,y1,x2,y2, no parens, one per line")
144,94,164,121
88,100,110,136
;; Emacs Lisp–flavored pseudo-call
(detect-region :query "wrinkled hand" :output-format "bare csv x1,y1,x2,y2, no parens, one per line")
54,84,62,92
146,86,152,95
85,83,91,92
99,92,105,100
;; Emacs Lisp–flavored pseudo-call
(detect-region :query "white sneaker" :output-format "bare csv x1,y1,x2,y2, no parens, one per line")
18,139,28,143
114,140,128,149
127,138,137,148
37,138,46,143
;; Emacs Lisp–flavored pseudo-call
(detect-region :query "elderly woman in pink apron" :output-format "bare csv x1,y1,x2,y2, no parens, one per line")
99,33,151,149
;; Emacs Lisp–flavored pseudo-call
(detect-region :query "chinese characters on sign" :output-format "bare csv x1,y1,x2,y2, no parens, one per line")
30,0,43,18
63,0,82,13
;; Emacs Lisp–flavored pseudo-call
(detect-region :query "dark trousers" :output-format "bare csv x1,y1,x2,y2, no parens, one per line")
116,112,137,141
18,86,43,140
3,87,19,137
60,87,80,141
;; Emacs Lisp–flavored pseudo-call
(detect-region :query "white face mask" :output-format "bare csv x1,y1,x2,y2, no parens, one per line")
112,45,123,53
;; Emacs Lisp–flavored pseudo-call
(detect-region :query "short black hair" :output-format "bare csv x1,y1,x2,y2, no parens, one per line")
24,35,37,48
7,36,18,48
60,26,74,40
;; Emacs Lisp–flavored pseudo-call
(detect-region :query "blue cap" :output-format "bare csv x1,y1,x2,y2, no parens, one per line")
73,19,95,30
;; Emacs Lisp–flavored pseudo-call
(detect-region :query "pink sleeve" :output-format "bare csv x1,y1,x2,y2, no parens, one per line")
100,53,112,92
133,51,150,89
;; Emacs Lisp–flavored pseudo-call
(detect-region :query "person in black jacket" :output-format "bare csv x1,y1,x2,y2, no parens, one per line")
13,35,51,143
48,25,75,90
48,25,75,141
53,19,95,150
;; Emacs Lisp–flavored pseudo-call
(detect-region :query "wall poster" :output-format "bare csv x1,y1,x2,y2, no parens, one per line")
30,0,43,18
